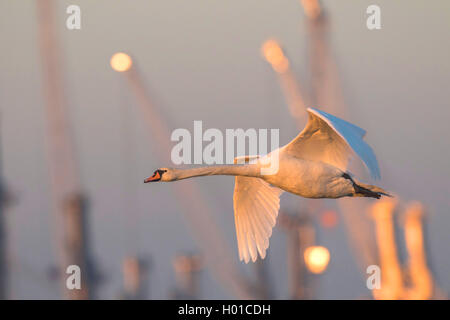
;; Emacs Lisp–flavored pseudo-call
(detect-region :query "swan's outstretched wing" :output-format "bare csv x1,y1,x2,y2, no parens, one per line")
284,108,380,179
233,176,283,263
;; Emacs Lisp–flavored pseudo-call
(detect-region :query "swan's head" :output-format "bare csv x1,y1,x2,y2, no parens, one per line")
144,168,175,182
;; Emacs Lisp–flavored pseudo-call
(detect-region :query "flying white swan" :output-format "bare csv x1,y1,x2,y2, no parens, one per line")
144,108,390,263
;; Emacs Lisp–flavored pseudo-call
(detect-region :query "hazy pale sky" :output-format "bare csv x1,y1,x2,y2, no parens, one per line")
1,0,449,298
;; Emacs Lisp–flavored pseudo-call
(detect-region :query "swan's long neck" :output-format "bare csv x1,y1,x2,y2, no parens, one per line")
173,164,260,181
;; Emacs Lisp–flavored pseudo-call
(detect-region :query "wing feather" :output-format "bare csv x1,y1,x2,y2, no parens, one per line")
233,176,283,263
284,108,380,179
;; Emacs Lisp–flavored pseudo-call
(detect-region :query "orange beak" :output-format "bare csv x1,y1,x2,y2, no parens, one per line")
144,171,161,183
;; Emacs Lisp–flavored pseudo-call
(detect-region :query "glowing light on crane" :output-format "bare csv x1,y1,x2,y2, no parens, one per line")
110,52,133,72
300,0,322,20
261,40,289,73
304,246,330,274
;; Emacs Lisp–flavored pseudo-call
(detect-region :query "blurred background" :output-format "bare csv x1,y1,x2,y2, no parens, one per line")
0,0,449,299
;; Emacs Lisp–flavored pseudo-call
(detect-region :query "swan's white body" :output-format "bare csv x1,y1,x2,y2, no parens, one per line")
261,154,349,198
146,108,389,263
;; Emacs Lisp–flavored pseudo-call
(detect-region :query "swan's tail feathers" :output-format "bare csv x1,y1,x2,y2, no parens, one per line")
353,182,392,199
